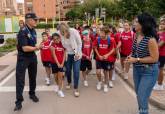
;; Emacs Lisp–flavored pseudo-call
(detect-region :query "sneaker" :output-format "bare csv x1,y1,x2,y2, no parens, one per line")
45,77,51,86
58,90,65,98
84,80,88,87
153,84,164,90
66,84,71,90
29,95,39,102
109,81,114,88
54,85,59,92
104,84,108,93
74,90,80,97
96,82,102,90
14,103,22,111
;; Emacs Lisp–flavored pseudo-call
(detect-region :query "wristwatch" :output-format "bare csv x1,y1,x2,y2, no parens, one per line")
137,58,140,62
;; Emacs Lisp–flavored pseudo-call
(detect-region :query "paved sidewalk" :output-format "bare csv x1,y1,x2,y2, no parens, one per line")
115,61,165,110
0,51,17,82
0,36,42,82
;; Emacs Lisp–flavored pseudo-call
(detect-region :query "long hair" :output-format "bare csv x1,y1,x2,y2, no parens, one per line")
137,13,159,41
59,23,70,36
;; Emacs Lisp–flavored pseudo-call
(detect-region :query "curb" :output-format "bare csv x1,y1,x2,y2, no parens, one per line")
115,67,165,110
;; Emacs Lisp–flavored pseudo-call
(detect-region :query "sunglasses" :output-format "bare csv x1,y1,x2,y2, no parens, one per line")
33,19,38,22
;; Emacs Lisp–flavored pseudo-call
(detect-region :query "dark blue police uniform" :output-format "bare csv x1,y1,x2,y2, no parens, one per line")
15,25,37,105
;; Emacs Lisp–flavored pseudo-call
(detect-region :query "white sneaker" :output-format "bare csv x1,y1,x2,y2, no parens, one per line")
58,90,65,98
84,80,88,87
54,85,59,92
45,77,51,85
74,91,80,97
66,84,71,89
96,82,102,90
153,84,164,90
109,81,114,88
104,84,108,93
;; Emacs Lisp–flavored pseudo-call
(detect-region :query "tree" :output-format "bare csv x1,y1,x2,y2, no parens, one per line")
65,9,77,21
65,0,165,21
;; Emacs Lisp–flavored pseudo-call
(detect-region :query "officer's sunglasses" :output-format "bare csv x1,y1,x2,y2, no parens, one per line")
33,19,38,22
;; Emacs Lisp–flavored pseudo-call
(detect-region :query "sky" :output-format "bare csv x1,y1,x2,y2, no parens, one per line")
16,0,24,3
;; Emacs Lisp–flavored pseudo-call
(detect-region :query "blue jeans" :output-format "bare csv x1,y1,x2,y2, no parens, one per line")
133,64,159,114
65,54,81,89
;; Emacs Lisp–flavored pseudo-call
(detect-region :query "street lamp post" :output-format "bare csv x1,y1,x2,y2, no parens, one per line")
84,12,87,21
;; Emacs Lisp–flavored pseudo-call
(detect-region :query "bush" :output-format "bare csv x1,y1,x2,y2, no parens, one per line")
36,23,59,29
5,38,17,46
0,38,17,52
67,20,83,27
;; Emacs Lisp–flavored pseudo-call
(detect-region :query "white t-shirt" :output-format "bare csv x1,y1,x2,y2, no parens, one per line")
61,28,82,58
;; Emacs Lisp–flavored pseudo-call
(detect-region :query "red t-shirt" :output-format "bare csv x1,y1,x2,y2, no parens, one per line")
159,32,165,56
120,31,134,55
82,36,92,60
40,40,52,62
111,37,117,62
90,32,99,42
93,37,115,62
114,32,121,45
51,42,65,64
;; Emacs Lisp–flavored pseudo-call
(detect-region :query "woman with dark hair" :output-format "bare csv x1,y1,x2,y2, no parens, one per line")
126,13,159,114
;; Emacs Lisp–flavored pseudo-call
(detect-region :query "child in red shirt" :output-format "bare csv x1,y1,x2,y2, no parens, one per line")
93,26,115,93
81,30,93,87
120,21,134,79
40,32,52,86
50,33,66,98
153,17,165,90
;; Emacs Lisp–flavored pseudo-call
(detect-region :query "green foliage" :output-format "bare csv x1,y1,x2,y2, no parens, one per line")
66,0,165,21
0,38,17,52
36,23,58,29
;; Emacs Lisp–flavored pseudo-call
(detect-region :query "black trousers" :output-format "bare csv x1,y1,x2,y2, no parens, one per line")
15,55,37,105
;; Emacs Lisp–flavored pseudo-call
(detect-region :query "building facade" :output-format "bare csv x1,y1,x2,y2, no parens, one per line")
56,0,80,20
24,0,33,13
25,0,56,20
0,0,22,17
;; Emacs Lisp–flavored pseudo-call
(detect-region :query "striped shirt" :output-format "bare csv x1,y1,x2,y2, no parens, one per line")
132,36,151,66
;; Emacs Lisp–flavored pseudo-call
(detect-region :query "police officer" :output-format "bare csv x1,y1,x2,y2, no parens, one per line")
14,13,41,111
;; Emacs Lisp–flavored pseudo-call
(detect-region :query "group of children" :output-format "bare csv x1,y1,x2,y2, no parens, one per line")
39,21,136,97
40,30,66,98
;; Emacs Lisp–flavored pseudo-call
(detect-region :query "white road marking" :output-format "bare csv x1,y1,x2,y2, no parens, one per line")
0,85,55,92
0,51,40,87
0,71,15,87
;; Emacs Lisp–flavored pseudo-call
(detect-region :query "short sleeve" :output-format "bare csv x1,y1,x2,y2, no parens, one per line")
162,33,165,42
92,39,97,48
17,31,28,47
114,33,121,44
112,38,117,48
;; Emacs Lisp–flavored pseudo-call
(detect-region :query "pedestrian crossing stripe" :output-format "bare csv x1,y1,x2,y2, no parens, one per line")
0,85,56,92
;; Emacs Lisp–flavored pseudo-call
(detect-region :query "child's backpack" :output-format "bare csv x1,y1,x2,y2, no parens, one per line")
97,36,111,48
